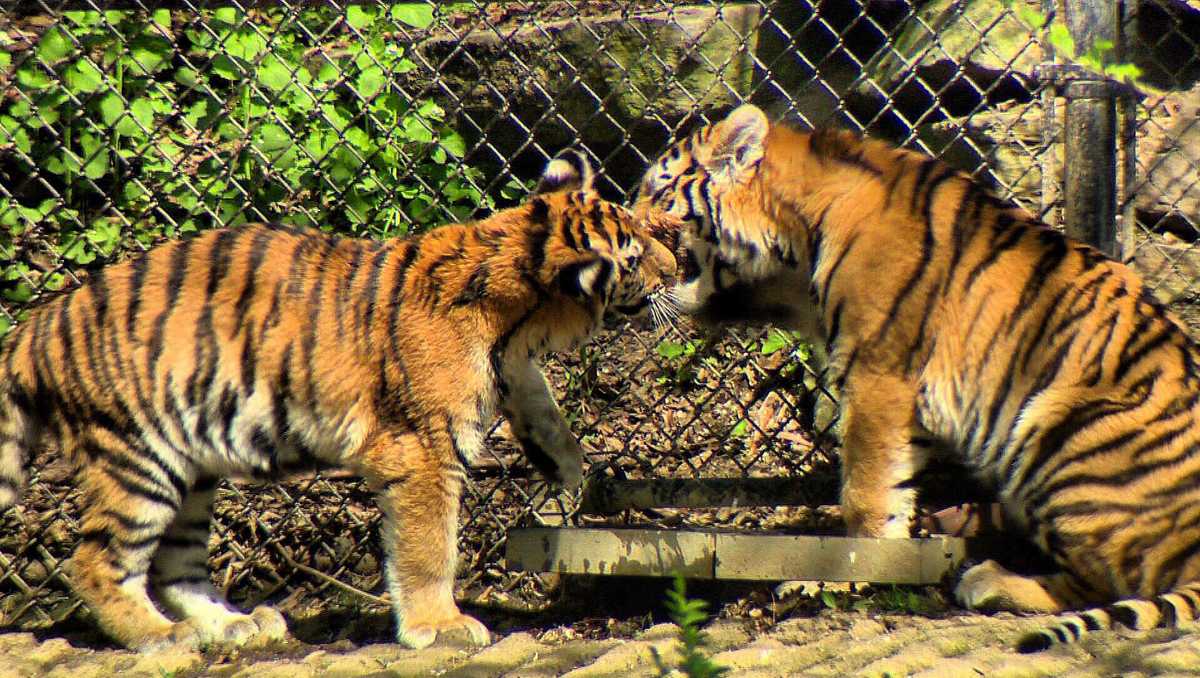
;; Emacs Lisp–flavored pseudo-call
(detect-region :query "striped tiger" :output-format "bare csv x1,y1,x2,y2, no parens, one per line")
632,104,1200,652
0,151,675,652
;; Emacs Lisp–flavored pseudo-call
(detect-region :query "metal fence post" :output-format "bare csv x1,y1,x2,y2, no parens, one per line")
1059,0,1123,258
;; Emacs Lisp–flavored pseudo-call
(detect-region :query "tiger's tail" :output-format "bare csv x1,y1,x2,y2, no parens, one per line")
1018,582,1200,652
0,384,33,510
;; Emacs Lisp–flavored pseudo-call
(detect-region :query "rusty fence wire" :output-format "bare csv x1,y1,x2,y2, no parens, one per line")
0,0,1194,637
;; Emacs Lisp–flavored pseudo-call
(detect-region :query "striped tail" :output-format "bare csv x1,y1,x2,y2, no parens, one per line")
0,388,32,510
1017,582,1200,653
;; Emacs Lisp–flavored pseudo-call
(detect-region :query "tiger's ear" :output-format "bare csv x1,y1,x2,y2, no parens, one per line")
556,255,615,303
703,104,768,183
536,149,595,194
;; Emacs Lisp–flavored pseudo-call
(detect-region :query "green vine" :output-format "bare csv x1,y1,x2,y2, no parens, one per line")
1006,1,1146,84
0,6,526,335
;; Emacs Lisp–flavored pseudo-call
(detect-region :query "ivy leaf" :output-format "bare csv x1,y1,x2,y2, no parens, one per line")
151,9,171,30
344,190,373,223
760,329,790,355
229,31,267,61
16,67,52,90
63,10,102,28
320,104,350,131
211,55,243,81
417,99,445,120
253,123,292,154
213,8,240,26
124,35,172,75
258,54,294,91
356,65,386,98
174,66,202,88
657,341,687,360
78,133,109,179
346,6,377,31
0,116,31,154
391,3,435,29
59,235,96,265
37,27,75,63
64,59,105,93
401,115,434,143
85,220,122,256
97,92,125,126
128,97,155,133
394,57,418,74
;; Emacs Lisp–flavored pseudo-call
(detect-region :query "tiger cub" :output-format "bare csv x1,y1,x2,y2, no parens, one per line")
0,151,675,652
633,104,1200,651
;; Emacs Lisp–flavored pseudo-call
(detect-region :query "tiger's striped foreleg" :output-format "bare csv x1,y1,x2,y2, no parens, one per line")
499,360,584,490
359,429,490,649
67,432,198,652
838,372,926,538
151,478,288,647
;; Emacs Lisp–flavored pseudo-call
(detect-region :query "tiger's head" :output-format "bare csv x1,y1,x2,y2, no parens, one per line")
632,104,809,328
531,149,678,328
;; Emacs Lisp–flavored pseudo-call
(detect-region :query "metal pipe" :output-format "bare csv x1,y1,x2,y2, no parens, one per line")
1060,0,1122,258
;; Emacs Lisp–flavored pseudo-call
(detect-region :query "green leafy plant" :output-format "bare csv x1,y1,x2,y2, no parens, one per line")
818,584,943,615
655,338,702,387
652,574,729,678
1006,1,1146,83
0,6,517,335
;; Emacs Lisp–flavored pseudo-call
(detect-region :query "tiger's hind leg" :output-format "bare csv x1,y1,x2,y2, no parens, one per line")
151,478,287,647
955,559,1099,613
358,429,490,649
67,433,198,652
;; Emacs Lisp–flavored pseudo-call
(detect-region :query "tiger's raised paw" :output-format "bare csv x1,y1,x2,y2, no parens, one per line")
398,613,490,649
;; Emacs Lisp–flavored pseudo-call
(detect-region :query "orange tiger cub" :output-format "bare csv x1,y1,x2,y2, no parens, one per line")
634,104,1200,651
0,151,675,652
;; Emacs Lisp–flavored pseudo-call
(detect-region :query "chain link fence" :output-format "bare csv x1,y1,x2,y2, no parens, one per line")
0,0,1196,642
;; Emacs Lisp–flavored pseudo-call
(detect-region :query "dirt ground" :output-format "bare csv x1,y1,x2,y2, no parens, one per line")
2,579,1199,678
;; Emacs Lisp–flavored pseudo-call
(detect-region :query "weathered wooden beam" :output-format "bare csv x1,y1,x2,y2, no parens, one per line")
505,527,714,578
712,534,966,584
506,527,1004,584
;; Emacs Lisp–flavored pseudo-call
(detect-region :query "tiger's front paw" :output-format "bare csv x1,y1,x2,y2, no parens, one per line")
397,612,491,649
248,605,289,643
955,560,1066,614
955,559,1021,611
130,621,203,654
188,605,290,649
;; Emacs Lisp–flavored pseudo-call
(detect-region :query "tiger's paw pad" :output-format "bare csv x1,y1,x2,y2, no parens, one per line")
955,559,1016,611
398,613,490,649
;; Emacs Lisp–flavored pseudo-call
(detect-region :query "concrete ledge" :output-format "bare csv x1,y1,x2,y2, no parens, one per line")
506,527,1008,583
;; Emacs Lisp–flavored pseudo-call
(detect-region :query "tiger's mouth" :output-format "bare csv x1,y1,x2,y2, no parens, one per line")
605,290,680,331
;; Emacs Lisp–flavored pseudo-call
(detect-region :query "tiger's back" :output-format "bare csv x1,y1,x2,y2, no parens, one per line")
634,104,1200,651
2,227,376,489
